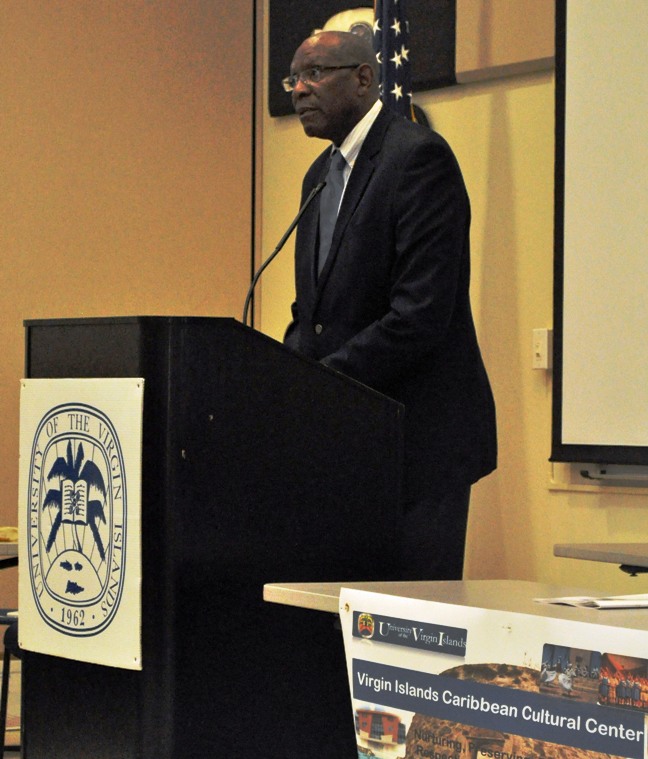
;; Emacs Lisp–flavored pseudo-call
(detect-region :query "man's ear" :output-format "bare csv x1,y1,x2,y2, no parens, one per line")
356,62,375,93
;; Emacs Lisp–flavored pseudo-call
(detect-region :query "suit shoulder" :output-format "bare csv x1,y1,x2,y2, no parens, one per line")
374,115,468,195
372,118,463,186
385,115,455,155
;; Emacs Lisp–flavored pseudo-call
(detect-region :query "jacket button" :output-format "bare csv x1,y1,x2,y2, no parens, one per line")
314,324,323,335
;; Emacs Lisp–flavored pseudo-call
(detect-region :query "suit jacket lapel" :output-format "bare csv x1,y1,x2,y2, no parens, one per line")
296,154,331,302
315,108,395,295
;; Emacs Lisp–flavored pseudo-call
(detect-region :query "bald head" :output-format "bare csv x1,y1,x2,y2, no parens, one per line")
290,30,380,145
312,30,379,78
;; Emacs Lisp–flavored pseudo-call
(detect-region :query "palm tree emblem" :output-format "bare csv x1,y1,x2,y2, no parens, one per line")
43,440,107,561
26,398,131,638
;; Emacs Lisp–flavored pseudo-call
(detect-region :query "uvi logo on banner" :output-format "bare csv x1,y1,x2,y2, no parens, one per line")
19,379,144,670
29,403,125,635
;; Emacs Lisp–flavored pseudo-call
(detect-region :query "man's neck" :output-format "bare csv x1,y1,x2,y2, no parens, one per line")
336,99,382,165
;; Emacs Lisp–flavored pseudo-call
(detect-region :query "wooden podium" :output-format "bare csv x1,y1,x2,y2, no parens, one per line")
21,317,403,759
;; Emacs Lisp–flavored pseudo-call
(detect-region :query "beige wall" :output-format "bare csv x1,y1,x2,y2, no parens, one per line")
258,5,648,594
456,0,555,81
0,2,254,606
4,2,648,616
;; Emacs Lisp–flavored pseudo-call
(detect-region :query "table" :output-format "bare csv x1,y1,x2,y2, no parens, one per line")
264,578,648,628
0,542,18,570
264,580,648,758
554,542,648,575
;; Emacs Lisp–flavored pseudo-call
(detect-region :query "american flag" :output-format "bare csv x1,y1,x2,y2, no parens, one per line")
373,0,413,119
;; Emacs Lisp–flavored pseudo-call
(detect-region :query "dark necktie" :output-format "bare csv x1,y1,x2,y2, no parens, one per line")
318,150,347,275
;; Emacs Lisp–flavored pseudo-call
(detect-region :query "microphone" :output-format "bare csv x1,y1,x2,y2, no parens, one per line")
242,181,326,327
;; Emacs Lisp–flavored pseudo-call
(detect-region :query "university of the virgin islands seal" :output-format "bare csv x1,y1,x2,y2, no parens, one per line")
27,402,126,637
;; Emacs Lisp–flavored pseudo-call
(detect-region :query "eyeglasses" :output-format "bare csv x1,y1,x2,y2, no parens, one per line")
282,64,361,93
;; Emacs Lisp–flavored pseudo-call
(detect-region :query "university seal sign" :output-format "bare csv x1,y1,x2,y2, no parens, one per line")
28,403,126,637
20,378,144,670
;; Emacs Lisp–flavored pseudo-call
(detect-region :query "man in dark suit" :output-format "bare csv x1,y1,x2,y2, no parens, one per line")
283,30,496,580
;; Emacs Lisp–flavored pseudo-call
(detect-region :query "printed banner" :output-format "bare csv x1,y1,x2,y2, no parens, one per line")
19,378,144,670
340,588,648,759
